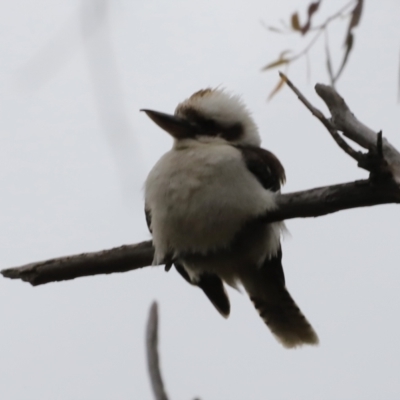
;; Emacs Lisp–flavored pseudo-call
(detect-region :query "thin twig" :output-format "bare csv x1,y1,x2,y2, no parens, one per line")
398,46,400,103
310,0,355,31
263,1,354,35
279,72,323,117
264,0,359,98
146,302,169,400
324,28,335,87
279,72,363,163
288,29,323,63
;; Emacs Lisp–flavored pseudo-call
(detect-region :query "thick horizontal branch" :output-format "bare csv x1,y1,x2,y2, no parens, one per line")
2,179,400,286
1,241,154,286
269,179,400,220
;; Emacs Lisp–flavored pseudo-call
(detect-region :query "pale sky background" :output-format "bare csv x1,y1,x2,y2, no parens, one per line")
1,1,400,399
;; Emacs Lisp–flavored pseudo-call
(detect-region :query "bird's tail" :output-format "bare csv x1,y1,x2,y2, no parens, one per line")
240,254,318,348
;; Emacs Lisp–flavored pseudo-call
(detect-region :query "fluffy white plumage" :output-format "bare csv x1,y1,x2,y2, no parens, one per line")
175,88,261,146
143,88,318,348
146,138,281,267
145,89,281,268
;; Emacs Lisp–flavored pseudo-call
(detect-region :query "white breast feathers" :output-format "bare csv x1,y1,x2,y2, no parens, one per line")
145,139,278,264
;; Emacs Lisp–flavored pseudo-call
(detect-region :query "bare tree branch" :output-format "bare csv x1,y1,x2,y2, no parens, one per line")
2,81,400,287
146,302,169,400
2,180,400,286
1,241,154,286
279,72,363,163
315,84,400,181
270,179,400,220
280,73,399,181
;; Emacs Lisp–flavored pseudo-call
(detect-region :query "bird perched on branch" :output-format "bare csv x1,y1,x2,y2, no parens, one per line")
142,88,318,348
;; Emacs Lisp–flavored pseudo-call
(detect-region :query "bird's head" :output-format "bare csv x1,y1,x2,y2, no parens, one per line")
142,88,261,146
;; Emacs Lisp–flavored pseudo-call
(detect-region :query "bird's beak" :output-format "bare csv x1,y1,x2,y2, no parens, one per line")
141,109,198,139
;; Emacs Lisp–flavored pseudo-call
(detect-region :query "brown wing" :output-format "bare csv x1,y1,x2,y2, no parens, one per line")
236,145,286,192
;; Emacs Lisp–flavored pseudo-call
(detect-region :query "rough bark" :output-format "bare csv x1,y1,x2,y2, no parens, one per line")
1,241,154,286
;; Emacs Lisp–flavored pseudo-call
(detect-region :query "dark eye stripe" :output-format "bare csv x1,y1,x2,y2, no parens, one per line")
219,123,243,141
180,107,244,141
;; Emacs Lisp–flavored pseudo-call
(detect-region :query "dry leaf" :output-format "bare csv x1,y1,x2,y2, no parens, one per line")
268,76,286,100
291,12,301,31
262,58,289,71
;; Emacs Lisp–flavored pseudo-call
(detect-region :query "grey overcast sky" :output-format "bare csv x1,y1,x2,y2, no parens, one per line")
1,1,400,399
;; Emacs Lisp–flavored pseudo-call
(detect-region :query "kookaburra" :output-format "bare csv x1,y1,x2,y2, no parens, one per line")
142,88,318,348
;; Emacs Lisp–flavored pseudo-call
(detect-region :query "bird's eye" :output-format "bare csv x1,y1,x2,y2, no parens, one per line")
219,123,244,141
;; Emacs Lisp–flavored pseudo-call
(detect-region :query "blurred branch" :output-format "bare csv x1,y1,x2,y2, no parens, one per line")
18,1,141,199
398,47,400,103
2,78,400,286
264,0,363,98
146,302,169,400
80,0,142,199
